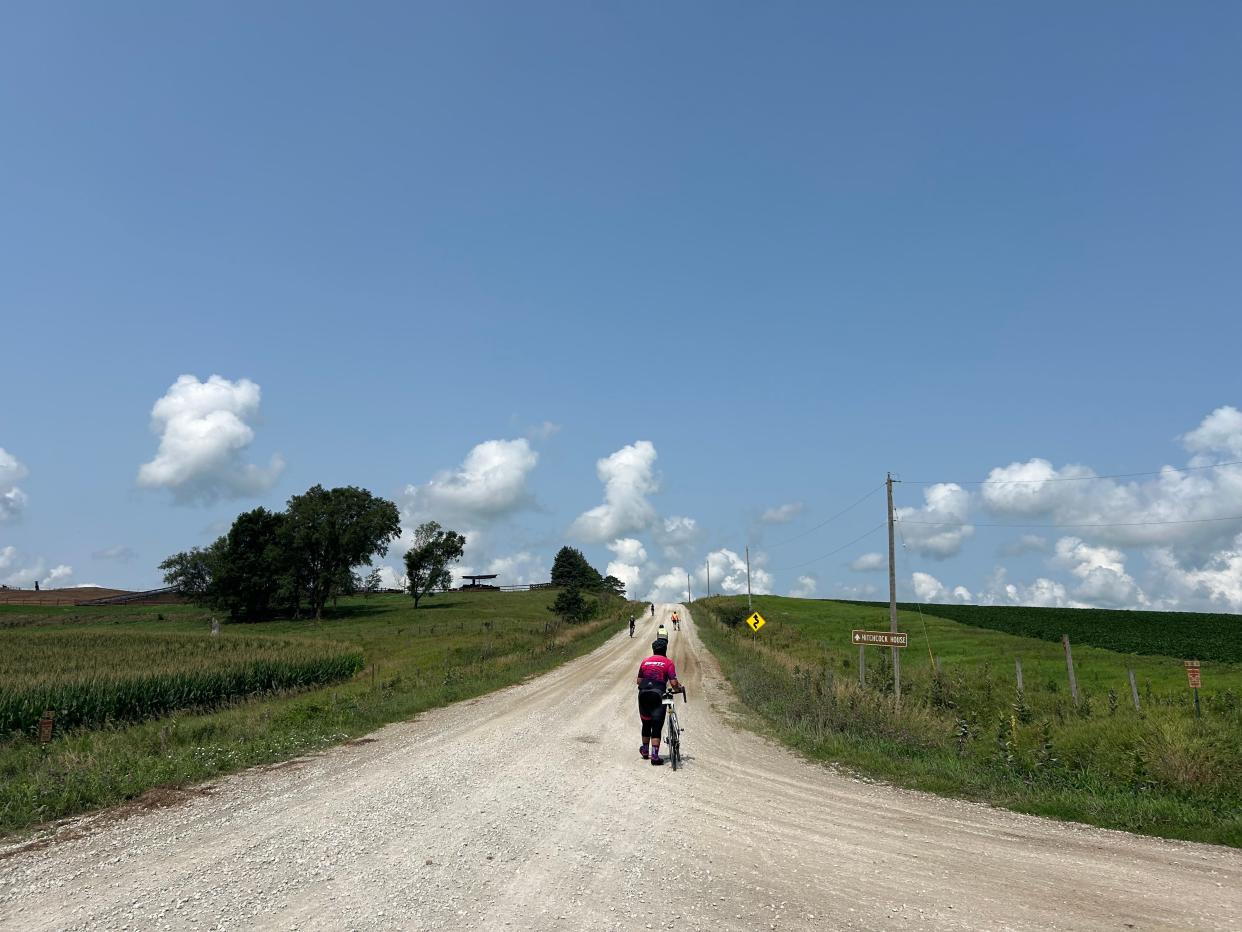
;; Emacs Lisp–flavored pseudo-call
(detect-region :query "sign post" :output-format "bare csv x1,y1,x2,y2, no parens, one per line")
1185,660,1201,718
39,710,54,746
851,629,908,648
852,630,907,693
1062,634,1080,705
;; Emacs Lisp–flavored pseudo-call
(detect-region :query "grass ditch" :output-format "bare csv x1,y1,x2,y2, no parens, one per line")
694,595,1242,847
0,590,634,837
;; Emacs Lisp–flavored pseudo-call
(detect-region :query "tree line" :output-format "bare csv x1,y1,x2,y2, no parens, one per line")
160,485,467,621
160,486,628,624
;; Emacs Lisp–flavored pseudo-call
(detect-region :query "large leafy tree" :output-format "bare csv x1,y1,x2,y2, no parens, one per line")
161,510,290,621
403,521,466,608
284,485,401,620
550,546,603,590
211,507,287,621
159,543,220,603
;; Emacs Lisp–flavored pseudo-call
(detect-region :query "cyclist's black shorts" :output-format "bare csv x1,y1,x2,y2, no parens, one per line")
638,690,666,737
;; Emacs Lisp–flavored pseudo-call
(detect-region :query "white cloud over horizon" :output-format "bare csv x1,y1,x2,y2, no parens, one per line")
789,574,817,598
911,571,972,604
888,406,1242,611
0,448,29,523
0,545,73,589
137,375,284,504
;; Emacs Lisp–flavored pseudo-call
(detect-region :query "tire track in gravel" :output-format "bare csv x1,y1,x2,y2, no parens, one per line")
1,604,1240,931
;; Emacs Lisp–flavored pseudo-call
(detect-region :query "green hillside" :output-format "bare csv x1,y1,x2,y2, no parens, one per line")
694,595,1242,847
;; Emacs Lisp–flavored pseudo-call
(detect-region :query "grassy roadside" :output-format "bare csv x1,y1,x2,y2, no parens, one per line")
0,591,633,838
693,595,1242,847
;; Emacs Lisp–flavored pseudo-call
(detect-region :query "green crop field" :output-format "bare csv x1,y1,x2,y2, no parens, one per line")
847,599,1242,663
695,595,1242,847
0,631,363,736
0,590,633,836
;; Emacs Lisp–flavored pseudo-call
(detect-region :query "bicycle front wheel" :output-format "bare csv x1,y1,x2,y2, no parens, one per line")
668,709,681,770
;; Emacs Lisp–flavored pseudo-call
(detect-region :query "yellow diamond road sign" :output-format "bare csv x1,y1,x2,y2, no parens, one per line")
746,611,766,632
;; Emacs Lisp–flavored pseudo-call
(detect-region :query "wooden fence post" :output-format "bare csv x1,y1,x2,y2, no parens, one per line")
1062,634,1079,705
1128,669,1140,712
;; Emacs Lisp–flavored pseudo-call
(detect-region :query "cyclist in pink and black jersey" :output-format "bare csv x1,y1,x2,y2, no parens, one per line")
636,637,681,765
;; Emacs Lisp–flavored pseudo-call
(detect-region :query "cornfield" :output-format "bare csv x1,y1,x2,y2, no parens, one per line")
0,630,364,737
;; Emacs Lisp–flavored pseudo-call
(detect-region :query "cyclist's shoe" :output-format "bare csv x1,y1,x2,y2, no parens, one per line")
650,754,665,766
640,746,649,759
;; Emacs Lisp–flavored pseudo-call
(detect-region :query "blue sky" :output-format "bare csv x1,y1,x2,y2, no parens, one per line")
3,3,1241,611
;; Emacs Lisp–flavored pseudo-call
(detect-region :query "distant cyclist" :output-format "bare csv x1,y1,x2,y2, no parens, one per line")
637,637,681,765
657,622,669,639
650,603,655,617
671,611,680,631
629,615,636,637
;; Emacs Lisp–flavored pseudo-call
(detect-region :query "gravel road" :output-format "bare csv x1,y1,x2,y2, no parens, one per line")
2,604,1240,931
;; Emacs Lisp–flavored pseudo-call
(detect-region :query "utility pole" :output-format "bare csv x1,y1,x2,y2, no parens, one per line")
745,546,753,612
706,560,711,598
887,472,901,705
687,572,692,604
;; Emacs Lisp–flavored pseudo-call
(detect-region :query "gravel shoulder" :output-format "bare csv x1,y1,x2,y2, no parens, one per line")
2,605,1239,931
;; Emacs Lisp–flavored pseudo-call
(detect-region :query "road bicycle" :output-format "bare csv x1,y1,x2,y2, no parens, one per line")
662,686,687,770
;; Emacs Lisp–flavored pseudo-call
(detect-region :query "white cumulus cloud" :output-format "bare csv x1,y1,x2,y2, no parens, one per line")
1053,536,1148,609
137,375,284,504
789,574,817,598
896,483,974,559
849,552,885,572
645,565,690,603
0,448,29,523
978,407,1242,553
570,441,659,543
761,502,804,524
697,548,773,598
1147,534,1242,612
652,515,699,559
1183,405,1242,460
473,550,546,587
911,572,972,604
0,547,73,589
977,568,1077,608
404,438,538,524
606,537,648,595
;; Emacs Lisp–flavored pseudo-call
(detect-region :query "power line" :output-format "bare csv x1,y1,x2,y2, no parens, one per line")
898,514,1242,529
767,484,885,548
775,522,887,572
901,460,1242,486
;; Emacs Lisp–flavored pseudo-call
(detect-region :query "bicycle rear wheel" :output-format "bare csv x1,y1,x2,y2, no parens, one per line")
668,709,681,770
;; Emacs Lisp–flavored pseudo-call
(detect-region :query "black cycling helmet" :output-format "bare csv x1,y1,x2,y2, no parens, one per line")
652,637,668,655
